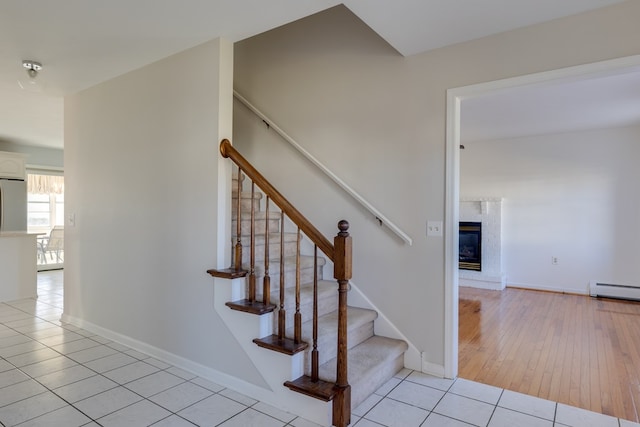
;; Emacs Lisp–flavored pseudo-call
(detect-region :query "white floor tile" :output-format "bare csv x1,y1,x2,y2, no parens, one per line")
123,349,150,360
149,381,214,412
53,374,118,403
0,379,47,407
404,371,455,391
498,389,556,421
374,376,401,396
66,344,119,363
433,392,495,426
74,386,143,419
218,408,286,426
0,333,33,349
19,355,78,378
393,368,412,379
555,403,619,427
102,360,160,384
0,358,12,372
190,376,225,392
289,416,325,427
364,397,429,426
449,378,503,404
0,391,67,425
387,379,446,411
253,401,297,423
0,339,45,358
145,357,172,370
166,366,197,380
36,330,85,346
0,368,30,388
422,412,477,426
15,404,92,427
97,399,171,427
124,370,185,397
152,414,199,426
105,341,132,352
35,364,96,389
621,419,640,427
178,394,247,427
24,325,65,339
353,418,384,426
489,406,552,427
352,393,384,416
219,387,258,406
51,337,102,354
6,346,61,367
83,351,138,373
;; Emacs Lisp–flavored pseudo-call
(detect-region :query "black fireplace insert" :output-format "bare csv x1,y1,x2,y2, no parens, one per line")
459,222,481,271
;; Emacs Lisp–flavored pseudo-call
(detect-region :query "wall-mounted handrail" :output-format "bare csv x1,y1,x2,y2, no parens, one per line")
234,91,413,246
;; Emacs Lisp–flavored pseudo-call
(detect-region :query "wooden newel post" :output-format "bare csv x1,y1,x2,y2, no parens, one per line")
333,220,351,427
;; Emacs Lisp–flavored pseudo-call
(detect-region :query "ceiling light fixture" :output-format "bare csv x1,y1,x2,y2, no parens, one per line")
18,60,45,92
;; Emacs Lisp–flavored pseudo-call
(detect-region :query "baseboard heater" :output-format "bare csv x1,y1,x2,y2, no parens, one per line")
590,280,640,301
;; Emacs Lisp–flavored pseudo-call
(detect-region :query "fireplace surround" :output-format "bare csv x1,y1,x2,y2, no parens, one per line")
459,198,506,290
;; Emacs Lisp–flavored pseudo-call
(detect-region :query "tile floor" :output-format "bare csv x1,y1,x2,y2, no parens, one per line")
1,271,639,427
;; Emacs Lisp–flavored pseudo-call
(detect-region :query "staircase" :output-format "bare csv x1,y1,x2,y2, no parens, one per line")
209,140,407,426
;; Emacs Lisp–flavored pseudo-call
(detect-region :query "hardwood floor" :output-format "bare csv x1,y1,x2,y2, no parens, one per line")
459,286,640,422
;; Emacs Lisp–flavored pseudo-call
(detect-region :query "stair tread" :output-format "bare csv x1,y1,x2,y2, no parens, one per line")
231,210,276,221
288,307,377,342
246,255,327,276
235,232,300,245
318,335,408,383
266,280,336,302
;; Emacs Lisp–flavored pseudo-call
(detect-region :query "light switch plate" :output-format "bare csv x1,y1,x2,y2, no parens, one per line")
427,220,443,237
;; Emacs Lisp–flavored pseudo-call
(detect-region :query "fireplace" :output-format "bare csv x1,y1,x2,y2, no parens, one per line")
459,222,481,271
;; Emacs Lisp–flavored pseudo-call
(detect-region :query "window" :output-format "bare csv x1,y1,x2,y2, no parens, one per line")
27,174,64,232
27,173,64,270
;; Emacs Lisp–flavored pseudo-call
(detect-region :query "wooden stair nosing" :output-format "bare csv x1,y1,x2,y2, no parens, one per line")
207,268,248,279
284,376,336,402
253,334,308,355
225,299,276,315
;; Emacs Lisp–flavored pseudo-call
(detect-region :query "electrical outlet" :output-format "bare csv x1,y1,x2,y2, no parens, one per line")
427,221,443,237
552,256,559,265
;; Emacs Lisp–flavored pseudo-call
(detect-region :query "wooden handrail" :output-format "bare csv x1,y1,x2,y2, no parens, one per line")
220,139,351,426
221,139,335,260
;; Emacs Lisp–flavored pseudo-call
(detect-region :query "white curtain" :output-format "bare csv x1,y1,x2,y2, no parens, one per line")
27,174,64,195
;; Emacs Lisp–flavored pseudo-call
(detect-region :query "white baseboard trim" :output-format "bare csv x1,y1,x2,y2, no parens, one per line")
421,355,446,378
59,312,279,407
459,274,506,291
506,281,589,295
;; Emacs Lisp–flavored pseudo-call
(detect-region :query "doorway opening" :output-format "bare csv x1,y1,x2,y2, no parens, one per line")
444,54,640,381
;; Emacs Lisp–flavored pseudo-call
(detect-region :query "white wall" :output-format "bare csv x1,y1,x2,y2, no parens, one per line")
64,38,268,386
461,125,640,294
233,3,640,370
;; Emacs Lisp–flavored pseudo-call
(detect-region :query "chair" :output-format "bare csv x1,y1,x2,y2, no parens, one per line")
39,226,64,264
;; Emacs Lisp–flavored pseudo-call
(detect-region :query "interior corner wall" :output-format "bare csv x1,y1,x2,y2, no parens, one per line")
461,125,640,294
233,2,640,369
63,38,265,386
